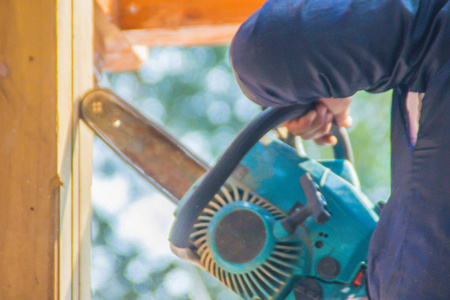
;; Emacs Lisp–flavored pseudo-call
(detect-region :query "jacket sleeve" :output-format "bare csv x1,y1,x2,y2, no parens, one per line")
230,0,450,107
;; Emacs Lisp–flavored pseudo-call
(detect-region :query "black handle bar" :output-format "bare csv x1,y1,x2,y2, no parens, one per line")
170,103,352,248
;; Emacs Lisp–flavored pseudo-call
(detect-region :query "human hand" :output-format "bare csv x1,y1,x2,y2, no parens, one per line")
282,97,352,146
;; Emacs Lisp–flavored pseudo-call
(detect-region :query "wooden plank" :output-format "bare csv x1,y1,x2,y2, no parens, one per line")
0,0,59,298
97,0,120,23
117,0,265,30
73,0,95,296
99,0,265,47
95,1,145,72
123,24,242,47
59,0,95,299
94,0,265,71
58,0,74,298
0,0,93,299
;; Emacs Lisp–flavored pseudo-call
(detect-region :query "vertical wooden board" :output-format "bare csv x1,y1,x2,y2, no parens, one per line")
0,0,93,298
0,0,59,298
74,0,95,298
58,0,94,299
58,0,74,298
77,124,94,300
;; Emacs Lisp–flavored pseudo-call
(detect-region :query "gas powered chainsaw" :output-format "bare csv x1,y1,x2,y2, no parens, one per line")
81,88,380,300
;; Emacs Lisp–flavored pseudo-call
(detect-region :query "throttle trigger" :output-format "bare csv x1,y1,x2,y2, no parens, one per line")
280,173,331,235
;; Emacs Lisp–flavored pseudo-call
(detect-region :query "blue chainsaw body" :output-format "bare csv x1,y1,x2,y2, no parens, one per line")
177,133,379,300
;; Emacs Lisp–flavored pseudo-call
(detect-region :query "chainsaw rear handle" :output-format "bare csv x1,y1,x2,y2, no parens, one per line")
170,103,353,248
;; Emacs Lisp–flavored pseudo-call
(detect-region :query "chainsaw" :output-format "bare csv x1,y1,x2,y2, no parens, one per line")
81,88,380,300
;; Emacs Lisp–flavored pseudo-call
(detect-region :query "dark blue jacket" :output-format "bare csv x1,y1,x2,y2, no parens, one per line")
230,1,450,299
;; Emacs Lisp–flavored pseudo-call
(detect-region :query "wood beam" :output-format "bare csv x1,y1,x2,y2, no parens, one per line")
123,24,242,47
95,1,145,72
0,1,59,298
100,0,266,46
59,0,94,299
97,0,120,24
94,0,265,71
0,0,94,299
117,0,264,30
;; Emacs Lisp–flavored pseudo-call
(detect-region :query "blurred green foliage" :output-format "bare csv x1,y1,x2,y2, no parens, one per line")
91,46,391,299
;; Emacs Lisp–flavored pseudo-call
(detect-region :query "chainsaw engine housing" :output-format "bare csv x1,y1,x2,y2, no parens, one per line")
174,134,379,300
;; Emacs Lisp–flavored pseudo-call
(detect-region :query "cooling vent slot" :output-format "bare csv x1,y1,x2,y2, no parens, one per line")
190,183,303,300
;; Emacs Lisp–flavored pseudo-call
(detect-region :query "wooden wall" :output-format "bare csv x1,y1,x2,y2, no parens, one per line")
0,0,263,298
0,0,94,299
